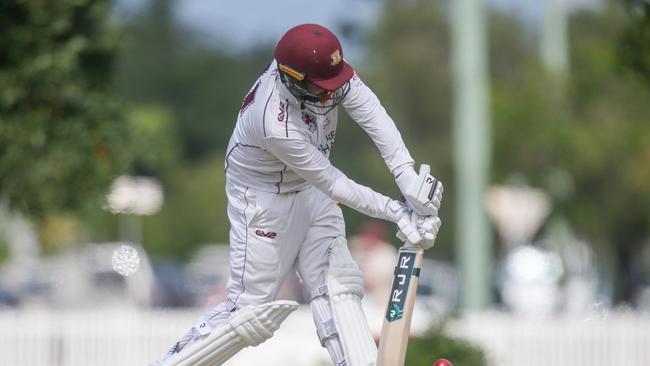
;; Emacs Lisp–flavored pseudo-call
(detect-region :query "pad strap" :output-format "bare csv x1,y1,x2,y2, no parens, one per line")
310,283,329,300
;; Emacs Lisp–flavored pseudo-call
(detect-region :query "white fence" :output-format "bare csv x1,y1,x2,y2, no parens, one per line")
0,306,332,366
449,312,650,366
1,307,649,366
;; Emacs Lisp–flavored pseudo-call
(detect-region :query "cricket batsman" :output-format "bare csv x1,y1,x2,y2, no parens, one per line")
153,23,443,366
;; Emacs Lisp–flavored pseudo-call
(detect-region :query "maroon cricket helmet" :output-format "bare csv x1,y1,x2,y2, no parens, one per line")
274,24,353,92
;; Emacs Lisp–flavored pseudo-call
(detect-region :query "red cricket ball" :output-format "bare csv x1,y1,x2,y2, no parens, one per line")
433,359,453,366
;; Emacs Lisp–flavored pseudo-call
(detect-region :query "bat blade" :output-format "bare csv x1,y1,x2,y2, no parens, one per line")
376,246,424,366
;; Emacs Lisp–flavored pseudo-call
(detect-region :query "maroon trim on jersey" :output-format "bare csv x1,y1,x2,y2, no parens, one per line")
262,89,274,138
225,143,239,172
233,187,251,307
225,142,261,172
285,101,290,137
240,81,260,116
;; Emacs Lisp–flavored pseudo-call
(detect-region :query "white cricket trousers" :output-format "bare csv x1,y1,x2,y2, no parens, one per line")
157,180,349,362
214,179,346,321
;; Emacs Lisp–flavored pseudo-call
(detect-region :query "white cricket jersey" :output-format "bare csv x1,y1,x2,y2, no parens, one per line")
225,60,414,223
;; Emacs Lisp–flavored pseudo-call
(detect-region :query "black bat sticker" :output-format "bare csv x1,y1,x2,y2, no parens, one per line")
385,251,420,322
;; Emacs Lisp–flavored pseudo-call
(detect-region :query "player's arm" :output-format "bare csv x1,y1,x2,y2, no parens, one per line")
341,72,419,196
264,136,421,244
342,73,444,220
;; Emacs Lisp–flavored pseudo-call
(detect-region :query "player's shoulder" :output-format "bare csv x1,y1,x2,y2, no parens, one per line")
245,82,292,142
240,64,277,117
349,69,365,87
260,87,291,139
262,97,313,141
345,69,372,96
342,69,377,107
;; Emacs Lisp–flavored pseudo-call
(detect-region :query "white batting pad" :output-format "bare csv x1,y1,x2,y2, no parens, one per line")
327,238,378,366
311,295,347,365
165,300,299,366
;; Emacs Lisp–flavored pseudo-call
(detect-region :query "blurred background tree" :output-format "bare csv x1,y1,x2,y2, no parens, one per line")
0,0,132,217
108,0,271,259
491,1,650,302
113,0,272,161
621,0,650,83
342,0,455,257
353,0,650,303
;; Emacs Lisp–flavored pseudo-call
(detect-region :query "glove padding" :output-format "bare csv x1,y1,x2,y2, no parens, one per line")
396,215,441,250
403,164,443,217
387,200,422,245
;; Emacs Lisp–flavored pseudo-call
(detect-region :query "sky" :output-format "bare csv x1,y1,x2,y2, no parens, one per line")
115,0,380,57
115,0,602,61
174,0,381,45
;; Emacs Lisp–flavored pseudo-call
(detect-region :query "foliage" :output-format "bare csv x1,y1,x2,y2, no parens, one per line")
0,238,8,265
127,104,180,176
141,153,229,260
53,103,183,252
367,0,650,303
406,327,488,366
567,5,650,300
0,0,131,217
341,0,456,257
76,150,227,261
113,0,272,160
92,0,274,257
39,213,86,253
355,1,534,259
620,0,650,83
491,3,650,301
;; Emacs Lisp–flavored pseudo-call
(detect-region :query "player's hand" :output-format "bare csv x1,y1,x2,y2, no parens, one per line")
402,164,443,217
387,200,422,245
415,215,441,249
396,214,441,250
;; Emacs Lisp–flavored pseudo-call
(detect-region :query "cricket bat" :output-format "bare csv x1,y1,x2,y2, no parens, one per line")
376,245,424,366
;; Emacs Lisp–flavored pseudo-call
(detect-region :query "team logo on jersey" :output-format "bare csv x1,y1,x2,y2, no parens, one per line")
302,111,317,133
318,131,336,156
240,81,260,115
330,49,342,66
318,144,330,156
278,101,286,121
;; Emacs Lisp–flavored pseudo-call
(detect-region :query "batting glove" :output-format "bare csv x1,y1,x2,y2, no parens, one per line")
396,214,441,250
386,200,422,245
